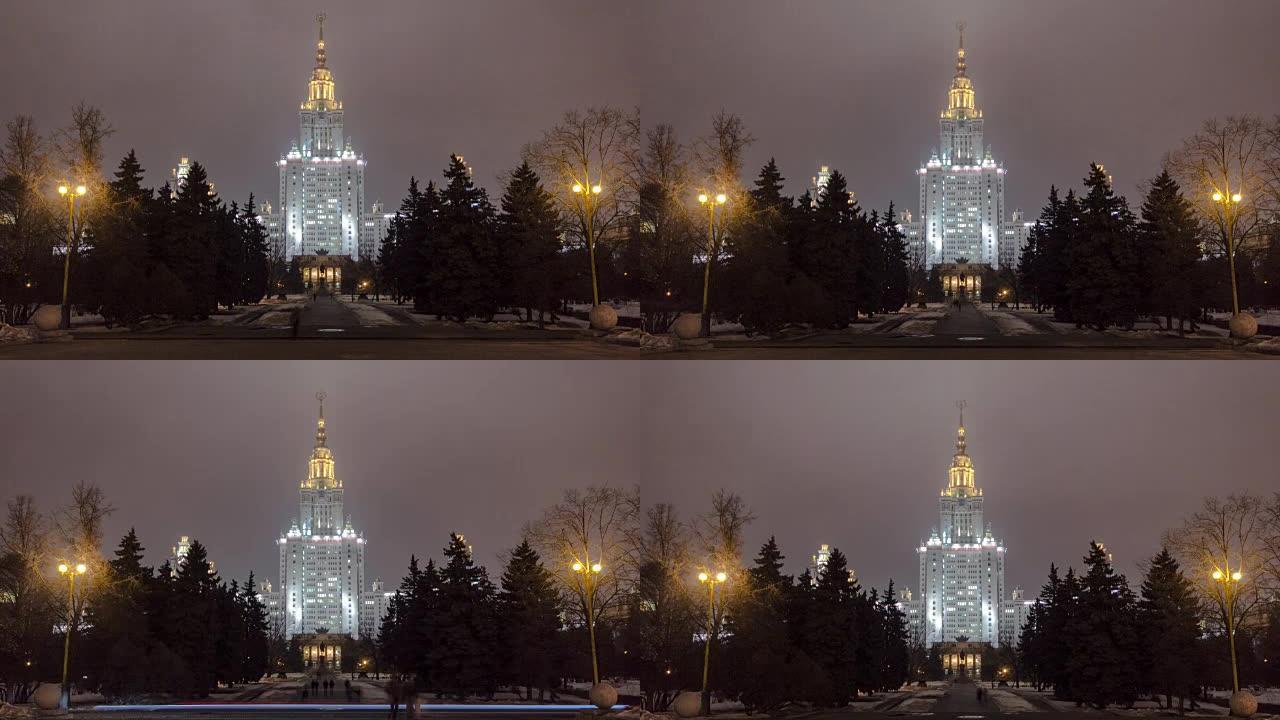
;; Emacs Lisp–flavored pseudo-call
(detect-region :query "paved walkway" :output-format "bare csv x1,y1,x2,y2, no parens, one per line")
933,682,994,713
933,302,1003,337
296,294,364,336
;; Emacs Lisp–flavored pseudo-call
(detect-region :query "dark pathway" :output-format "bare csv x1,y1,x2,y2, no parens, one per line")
933,681,991,713
933,302,1002,337
296,294,363,337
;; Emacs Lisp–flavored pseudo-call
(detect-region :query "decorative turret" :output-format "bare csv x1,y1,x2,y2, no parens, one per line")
943,401,980,498
943,22,981,121
303,13,342,113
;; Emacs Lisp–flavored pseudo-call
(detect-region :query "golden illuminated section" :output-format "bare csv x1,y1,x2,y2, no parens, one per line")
942,22,981,121
943,403,981,498
303,392,341,490
303,13,343,112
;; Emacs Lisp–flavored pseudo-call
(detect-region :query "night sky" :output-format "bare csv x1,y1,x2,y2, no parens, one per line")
4,362,1277,598
5,1,1277,218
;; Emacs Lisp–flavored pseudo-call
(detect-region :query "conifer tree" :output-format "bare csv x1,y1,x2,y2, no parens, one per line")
499,162,564,325
1137,549,1201,710
792,170,857,327
432,533,498,699
497,540,561,699
720,161,794,334
239,572,271,683
430,156,500,321
1068,165,1141,329
879,205,911,313
1138,172,1202,332
1065,542,1140,708
239,195,270,305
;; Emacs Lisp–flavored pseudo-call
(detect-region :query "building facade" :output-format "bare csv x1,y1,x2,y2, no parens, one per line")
903,407,1030,660
267,16,385,264
903,26,1027,271
273,394,367,639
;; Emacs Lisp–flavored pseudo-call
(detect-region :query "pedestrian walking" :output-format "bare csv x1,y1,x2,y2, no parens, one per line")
388,675,403,720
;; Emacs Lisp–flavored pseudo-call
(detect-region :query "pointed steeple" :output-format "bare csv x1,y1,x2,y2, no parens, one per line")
944,401,978,497
315,391,327,448
955,400,967,456
303,13,341,113
955,21,967,77
315,12,327,68
943,21,979,121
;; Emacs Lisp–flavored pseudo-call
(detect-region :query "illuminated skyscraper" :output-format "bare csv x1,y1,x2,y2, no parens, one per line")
270,15,381,262
275,393,367,638
904,25,1026,270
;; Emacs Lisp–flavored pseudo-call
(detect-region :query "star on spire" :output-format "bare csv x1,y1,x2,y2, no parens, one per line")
315,391,327,447
315,12,328,68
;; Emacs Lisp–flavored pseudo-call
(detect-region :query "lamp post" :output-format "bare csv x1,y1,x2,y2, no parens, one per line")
1212,190,1246,326
572,181,605,307
697,570,727,715
57,561,87,710
56,182,88,330
697,193,727,338
572,559,603,685
1212,567,1244,693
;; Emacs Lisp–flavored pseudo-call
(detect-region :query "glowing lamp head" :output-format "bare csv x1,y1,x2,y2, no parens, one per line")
572,561,584,572
591,562,602,573
75,563,87,575
698,193,708,204
1232,193,1242,203
716,571,727,583
591,184,602,195
1212,192,1224,203
75,185,87,196
58,185,69,196
57,563,69,574
572,183,583,194
715,193,727,205
1232,571,1242,581
1212,569,1224,580
698,571,709,583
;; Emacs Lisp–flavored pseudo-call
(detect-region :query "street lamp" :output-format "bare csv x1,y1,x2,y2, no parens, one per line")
572,558,604,685
697,192,728,338
1212,566,1244,693
572,180,605,308
57,561,87,710
1211,189,1246,327
698,570,728,715
56,182,88,330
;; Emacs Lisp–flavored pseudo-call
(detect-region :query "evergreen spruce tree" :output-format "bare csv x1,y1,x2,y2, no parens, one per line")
879,205,911,313
240,572,271,683
429,156,500,321
1138,172,1202,332
800,547,856,705
1065,542,1140,708
1136,549,1201,710
87,151,152,325
791,171,857,327
720,161,794,334
239,195,271,305
164,539,221,696
499,162,563,325
722,537,804,712
878,580,910,691
497,540,561,699
1067,165,1141,329
432,534,498,699
167,162,221,317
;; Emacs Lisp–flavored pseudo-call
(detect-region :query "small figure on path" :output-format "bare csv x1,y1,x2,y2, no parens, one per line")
388,675,403,720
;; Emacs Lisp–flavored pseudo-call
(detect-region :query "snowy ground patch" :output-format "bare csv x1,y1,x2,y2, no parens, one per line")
253,307,299,328
891,312,942,337
989,688,1038,712
339,299,402,327
985,309,1039,335
896,689,942,712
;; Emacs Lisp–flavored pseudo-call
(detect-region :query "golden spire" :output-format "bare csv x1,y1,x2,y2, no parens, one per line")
942,22,979,121
955,399,966,455
955,21,967,77
315,391,327,447
315,12,327,68
944,401,978,497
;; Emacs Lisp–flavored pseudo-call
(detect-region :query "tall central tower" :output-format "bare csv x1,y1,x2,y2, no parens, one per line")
915,404,1005,647
908,24,1022,270
277,393,366,638
274,14,370,262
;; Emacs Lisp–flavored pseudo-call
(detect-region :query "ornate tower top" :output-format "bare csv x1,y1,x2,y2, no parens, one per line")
303,13,342,112
304,392,339,490
943,22,981,121
315,391,327,447
944,401,980,497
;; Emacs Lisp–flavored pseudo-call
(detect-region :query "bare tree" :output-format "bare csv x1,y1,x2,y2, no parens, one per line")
0,115,58,324
1165,116,1272,315
0,496,57,703
634,503,699,710
628,124,698,332
1163,495,1268,691
55,480,115,582
693,112,755,336
55,101,115,196
524,107,639,308
524,485,639,683
694,489,755,579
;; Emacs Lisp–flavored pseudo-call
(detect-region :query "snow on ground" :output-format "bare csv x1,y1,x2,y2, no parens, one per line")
0,323,34,343
896,689,942,712
989,688,1038,712
338,298,402,327
891,311,942,337
1210,310,1280,325
568,301,640,318
1209,688,1280,704
985,309,1039,335
252,306,299,328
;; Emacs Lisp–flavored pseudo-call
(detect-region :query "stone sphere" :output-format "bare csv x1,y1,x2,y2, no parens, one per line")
589,304,618,331
1229,312,1258,339
588,681,617,710
32,683,62,710
1230,690,1258,717
672,691,702,718
672,313,703,340
32,305,62,332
